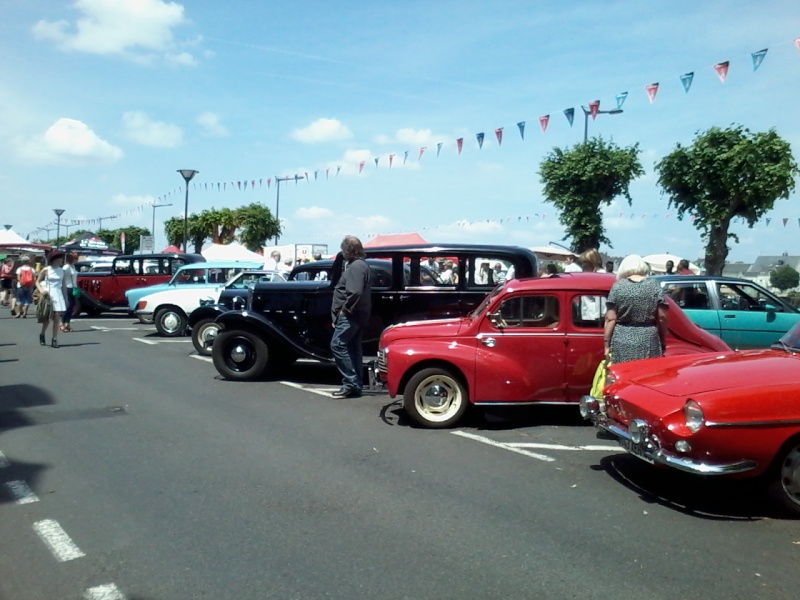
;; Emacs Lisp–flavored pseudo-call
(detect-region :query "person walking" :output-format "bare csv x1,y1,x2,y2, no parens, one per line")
61,253,79,332
1,258,13,306
36,250,68,348
14,256,35,318
563,254,582,273
604,254,669,364
330,236,371,398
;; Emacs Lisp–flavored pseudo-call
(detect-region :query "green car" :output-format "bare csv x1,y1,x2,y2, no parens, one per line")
653,275,800,350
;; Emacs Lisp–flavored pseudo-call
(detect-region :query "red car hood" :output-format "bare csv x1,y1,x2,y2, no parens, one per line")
613,349,800,397
381,317,469,344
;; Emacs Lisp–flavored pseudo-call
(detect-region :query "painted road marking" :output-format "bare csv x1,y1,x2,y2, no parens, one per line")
451,431,556,462
32,519,85,562
132,338,157,345
0,450,9,468
506,442,620,452
133,337,191,345
91,326,141,332
6,480,39,504
190,355,213,363
84,583,126,600
280,381,341,398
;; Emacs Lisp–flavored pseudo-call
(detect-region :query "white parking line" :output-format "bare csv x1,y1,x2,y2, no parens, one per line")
91,326,142,332
32,519,85,562
190,355,213,363
84,583,126,600
506,442,620,452
6,480,39,504
132,337,191,344
132,338,157,345
0,450,9,468
451,431,555,462
280,381,340,398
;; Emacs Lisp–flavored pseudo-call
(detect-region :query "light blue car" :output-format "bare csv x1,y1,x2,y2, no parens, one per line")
126,260,264,323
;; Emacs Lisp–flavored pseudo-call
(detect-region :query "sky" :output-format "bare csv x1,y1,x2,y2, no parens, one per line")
1,0,799,263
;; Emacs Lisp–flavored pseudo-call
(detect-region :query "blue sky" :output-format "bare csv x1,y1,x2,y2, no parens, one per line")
1,0,799,262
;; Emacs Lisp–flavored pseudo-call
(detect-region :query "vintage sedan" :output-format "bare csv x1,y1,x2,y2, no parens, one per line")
581,320,800,516
378,273,729,428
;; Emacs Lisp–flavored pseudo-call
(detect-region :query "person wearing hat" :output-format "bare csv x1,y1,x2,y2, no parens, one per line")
35,250,68,347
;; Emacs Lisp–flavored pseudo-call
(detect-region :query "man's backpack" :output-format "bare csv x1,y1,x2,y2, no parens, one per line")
18,267,34,288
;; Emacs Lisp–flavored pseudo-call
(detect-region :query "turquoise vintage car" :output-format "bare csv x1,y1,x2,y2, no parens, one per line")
653,275,800,349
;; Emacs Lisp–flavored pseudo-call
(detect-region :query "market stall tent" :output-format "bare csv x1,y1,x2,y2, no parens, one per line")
0,228,50,251
364,232,427,248
201,242,265,262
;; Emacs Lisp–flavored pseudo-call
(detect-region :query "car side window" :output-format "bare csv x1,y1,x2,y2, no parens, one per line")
572,294,607,328
142,259,160,275
663,282,709,310
370,265,392,289
718,283,781,312
495,295,559,329
466,257,513,289
114,259,134,275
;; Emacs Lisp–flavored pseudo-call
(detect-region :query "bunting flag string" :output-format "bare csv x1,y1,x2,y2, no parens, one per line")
374,157,379,168
358,161,365,175
539,115,549,133
389,154,395,168
714,61,730,83
476,132,485,149
456,138,463,154
495,127,503,146
403,151,409,165
563,108,574,126
419,146,427,160
436,142,443,157
517,121,525,140
615,91,628,109
588,100,600,120
751,48,768,71
645,82,659,103
796,38,800,52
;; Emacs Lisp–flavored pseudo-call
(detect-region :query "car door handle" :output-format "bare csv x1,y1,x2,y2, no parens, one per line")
724,314,736,319
380,295,394,300
481,337,497,347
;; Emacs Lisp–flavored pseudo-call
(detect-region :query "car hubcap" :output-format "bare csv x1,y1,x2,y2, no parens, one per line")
415,376,461,422
230,344,248,363
200,324,219,348
162,312,180,333
780,446,800,506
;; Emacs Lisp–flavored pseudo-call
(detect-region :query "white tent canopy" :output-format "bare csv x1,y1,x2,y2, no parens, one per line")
643,253,702,274
530,245,577,260
201,242,264,263
0,228,49,250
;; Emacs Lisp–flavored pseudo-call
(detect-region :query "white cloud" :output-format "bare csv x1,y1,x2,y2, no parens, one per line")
111,193,155,206
374,127,447,146
32,0,194,64
122,111,183,147
197,112,228,137
16,117,123,163
291,118,352,143
356,215,391,229
166,51,196,66
295,206,333,220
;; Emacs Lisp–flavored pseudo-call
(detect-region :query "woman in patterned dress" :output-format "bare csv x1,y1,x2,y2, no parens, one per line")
35,250,68,348
604,255,668,364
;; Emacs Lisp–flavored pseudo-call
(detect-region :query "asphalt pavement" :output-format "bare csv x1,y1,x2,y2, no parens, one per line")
1,311,799,599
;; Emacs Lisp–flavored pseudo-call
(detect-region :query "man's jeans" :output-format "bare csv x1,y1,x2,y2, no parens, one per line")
331,314,363,391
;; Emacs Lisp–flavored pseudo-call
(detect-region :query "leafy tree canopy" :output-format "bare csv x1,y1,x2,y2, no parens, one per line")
656,125,798,275
163,203,280,253
770,264,800,292
539,137,643,252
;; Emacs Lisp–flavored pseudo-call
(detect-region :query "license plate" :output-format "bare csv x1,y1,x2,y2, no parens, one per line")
619,438,654,464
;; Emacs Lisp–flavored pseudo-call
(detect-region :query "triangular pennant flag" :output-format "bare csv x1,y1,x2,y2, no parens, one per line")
436,142,443,157
304,172,309,181
314,171,318,181
418,147,426,160
251,180,255,189
494,127,503,145
766,218,772,227
797,218,800,228
796,38,800,52
267,177,271,188
223,182,227,191
243,181,247,190
645,82,659,103
336,166,341,176
783,218,789,227
403,151,409,164
374,157,379,168
714,61,729,83
358,161,365,175
539,115,549,133
517,121,525,140
325,168,330,179
456,138,463,154
751,48,768,71
217,183,221,191
588,100,600,120
563,108,574,126
389,154,395,168
476,132,484,149
615,92,628,110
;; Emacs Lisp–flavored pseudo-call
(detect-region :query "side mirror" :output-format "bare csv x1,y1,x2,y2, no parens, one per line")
764,303,777,312
232,296,246,311
488,312,505,329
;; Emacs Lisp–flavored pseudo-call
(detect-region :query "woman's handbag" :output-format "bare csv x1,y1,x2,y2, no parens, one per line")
590,358,609,399
36,292,52,323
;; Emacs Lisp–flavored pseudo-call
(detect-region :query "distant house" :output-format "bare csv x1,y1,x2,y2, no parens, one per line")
723,253,800,293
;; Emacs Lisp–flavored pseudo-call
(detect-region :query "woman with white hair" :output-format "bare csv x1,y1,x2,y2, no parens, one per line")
604,254,668,363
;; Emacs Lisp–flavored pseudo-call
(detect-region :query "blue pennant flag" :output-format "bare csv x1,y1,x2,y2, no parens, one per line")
680,72,694,94
476,132,484,149
751,48,768,71
615,92,628,110
563,108,575,126
436,142,443,157
517,121,525,140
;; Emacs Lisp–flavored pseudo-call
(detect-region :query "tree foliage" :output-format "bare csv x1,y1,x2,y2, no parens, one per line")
655,125,798,276
770,265,800,292
163,203,280,253
97,226,150,253
539,137,643,252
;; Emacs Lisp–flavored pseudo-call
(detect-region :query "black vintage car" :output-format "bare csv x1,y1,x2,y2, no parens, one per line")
202,244,538,380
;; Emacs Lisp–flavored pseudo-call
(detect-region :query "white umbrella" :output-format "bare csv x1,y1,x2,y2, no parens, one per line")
201,242,264,263
530,245,577,260
642,253,702,274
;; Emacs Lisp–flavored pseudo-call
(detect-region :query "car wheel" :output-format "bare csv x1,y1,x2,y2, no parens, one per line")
84,306,103,317
138,314,154,325
403,367,469,428
767,438,800,518
212,330,269,381
191,318,219,356
154,306,187,337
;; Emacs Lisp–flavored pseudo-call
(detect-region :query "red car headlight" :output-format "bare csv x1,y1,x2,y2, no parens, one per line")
684,399,704,433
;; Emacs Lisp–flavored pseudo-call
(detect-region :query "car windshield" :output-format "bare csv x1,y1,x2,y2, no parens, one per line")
774,320,800,352
469,283,505,318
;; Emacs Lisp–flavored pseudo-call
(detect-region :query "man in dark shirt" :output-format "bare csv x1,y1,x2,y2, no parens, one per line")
330,236,372,398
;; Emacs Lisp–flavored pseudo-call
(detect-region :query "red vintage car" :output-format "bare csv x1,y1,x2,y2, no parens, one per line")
581,320,800,516
377,273,729,428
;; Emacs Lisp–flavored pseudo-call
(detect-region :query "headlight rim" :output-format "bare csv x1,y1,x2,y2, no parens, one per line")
684,399,704,433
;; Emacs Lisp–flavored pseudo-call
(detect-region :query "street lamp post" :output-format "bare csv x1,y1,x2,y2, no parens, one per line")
38,226,56,242
151,202,173,251
177,170,199,253
274,175,304,244
53,209,65,249
582,107,623,142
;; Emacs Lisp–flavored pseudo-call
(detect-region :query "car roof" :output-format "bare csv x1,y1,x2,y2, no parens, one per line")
651,275,753,284
175,260,262,270
505,272,617,292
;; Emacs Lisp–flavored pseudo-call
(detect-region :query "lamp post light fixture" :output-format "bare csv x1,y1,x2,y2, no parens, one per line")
152,202,173,251
274,174,304,244
53,209,65,249
38,226,56,242
177,169,199,253
582,106,623,142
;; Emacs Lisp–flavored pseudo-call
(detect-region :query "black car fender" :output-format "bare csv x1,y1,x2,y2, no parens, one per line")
188,304,229,329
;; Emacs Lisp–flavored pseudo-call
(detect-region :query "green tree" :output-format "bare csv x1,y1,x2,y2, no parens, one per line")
539,137,643,252
164,215,207,253
236,203,280,251
770,264,800,292
655,126,798,276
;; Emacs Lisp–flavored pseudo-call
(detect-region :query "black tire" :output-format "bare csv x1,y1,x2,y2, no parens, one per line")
766,438,800,518
191,318,220,356
403,367,469,428
83,306,103,317
212,329,269,381
154,306,187,337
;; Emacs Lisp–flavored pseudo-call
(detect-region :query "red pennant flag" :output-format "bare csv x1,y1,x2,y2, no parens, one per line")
251,180,255,189
325,168,330,179
539,115,549,133
494,127,503,145
588,100,600,120
645,83,659,103
456,138,463,155
795,38,800,52
714,61,729,83
389,154,395,168
267,178,271,188
419,146,426,160
358,161,365,175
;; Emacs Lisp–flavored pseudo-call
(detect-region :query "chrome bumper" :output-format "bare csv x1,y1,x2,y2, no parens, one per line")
590,409,757,476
